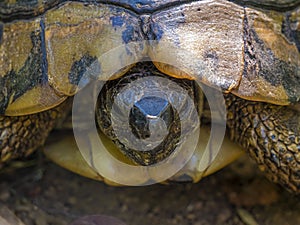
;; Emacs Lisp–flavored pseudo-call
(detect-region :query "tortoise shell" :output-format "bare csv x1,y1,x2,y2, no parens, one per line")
0,0,299,116
0,0,299,192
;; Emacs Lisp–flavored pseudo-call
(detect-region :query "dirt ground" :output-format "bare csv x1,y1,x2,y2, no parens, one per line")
0,153,299,225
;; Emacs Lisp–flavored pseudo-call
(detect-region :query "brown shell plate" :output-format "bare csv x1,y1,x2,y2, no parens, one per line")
0,0,299,116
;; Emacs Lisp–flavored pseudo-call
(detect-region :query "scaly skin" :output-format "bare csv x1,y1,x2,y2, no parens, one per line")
0,100,70,168
226,94,300,193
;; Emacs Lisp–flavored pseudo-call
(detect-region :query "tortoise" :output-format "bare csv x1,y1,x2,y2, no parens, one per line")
0,0,299,192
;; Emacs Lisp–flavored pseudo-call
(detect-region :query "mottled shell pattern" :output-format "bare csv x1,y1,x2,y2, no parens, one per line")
0,0,299,116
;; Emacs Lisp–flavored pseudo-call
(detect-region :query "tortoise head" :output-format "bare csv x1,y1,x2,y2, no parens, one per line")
44,60,247,186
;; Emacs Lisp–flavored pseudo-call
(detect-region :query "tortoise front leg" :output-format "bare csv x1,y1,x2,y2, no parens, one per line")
226,94,300,193
0,100,70,168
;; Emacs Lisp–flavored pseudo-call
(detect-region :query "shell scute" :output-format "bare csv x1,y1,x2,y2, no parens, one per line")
149,0,245,91
233,7,300,105
44,2,144,95
0,0,300,116
0,2,145,115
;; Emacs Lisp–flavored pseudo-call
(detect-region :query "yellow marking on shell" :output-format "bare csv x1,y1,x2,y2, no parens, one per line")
44,2,108,25
44,2,142,96
232,8,299,105
232,76,290,105
7,0,17,4
149,0,244,90
5,85,67,116
0,19,40,78
249,9,299,67
152,63,195,80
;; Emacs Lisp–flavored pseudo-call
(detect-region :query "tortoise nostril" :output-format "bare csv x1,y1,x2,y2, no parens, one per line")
129,96,172,140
